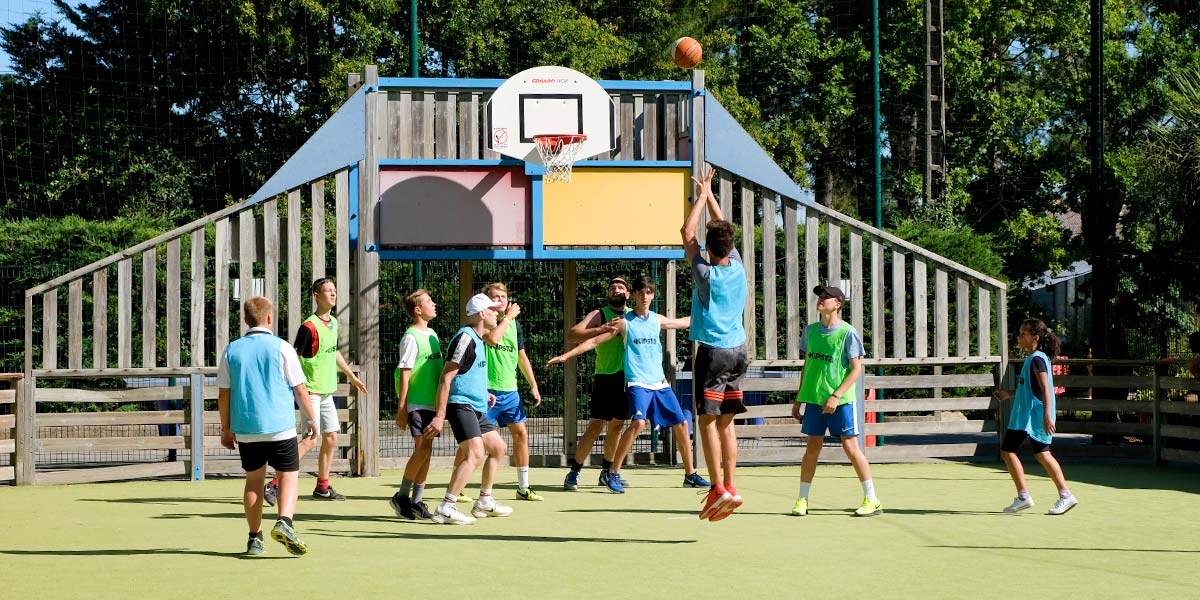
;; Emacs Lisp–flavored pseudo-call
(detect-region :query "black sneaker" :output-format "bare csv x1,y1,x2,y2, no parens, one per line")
389,493,416,519
412,501,434,521
264,481,279,507
312,486,346,501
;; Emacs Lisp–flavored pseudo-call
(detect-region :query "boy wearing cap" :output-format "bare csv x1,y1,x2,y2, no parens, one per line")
683,166,751,522
421,293,516,525
563,277,634,490
790,285,879,517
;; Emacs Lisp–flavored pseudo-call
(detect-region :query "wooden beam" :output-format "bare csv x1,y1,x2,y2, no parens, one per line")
43,289,57,370
263,197,281,333
286,190,302,335
891,251,906,358
761,192,778,360
166,238,181,367
214,218,231,360
190,229,206,367
68,279,82,369
740,181,756,358
870,239,884,358
92,269,107,369
142,247,157,367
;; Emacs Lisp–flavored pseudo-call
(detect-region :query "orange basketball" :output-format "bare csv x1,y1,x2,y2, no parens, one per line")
672,37,703,69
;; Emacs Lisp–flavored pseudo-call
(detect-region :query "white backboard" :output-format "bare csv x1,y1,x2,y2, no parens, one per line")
486,66,616,164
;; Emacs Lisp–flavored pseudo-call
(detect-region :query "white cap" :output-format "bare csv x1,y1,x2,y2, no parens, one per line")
465,293,503,316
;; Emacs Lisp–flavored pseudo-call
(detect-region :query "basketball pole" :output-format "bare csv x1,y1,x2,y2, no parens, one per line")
410,0,423,290
872,0,886,446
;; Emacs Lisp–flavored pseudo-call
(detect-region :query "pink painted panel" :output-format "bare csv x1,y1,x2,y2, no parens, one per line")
378,166,530,247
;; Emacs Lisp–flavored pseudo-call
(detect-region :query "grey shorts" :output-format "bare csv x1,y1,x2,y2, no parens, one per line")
446,403,496,444
693,344,750,416
307,393,340,434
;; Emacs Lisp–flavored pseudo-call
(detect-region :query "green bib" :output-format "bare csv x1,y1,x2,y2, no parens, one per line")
395,327,443,409
486,321,520,391
797,322,856,405
594,306,631,375
299,315,338,394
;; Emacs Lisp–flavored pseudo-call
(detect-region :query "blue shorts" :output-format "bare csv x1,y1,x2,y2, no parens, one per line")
627,386,687,429
486,390,526,426
800,402,859,437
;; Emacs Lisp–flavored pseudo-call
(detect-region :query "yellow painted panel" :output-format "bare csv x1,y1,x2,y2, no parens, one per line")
542,168,690,246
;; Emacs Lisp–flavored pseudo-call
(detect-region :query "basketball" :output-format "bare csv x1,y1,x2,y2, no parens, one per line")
672,37,703,69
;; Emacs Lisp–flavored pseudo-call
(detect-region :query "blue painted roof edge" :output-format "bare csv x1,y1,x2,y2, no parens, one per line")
247,88,367,205
704,97,812,206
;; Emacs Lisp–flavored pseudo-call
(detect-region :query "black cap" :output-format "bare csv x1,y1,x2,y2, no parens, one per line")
813,285,846,302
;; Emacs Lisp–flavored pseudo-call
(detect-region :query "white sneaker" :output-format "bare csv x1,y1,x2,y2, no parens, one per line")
471,497,514,518
1003,496,1034,513
432,503,476,525
1047,494,1078,515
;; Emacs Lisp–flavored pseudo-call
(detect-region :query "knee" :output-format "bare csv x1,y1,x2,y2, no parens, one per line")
323,431,338,446
629,420,646,435
510,427,527,443
465,445,485,465
488,436,508,458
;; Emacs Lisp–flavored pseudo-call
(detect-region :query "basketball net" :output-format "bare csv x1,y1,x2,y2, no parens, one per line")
533,134,587,183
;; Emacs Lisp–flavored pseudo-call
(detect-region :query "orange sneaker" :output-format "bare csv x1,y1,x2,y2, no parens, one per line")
709,486,743,522
699,487,733,521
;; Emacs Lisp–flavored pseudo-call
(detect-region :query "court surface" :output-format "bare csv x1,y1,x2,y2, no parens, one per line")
1,462,1197,598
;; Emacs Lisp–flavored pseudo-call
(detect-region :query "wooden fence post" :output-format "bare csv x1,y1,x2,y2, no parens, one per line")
15,377,35,485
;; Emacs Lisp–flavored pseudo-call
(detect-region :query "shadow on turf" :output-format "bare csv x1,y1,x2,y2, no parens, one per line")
0,548,290,559
927,544,1200,554
79,497,240,505
310,529,695,544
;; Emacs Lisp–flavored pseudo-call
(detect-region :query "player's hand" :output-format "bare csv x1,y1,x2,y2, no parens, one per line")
505,303,521,320
220,430,236,450
350,375,367,393
791,403,802,421
488,393,498,408
395,408,409,430
422,415,444,440
690,165,716,197
822,396,838,414
1043,414,1056,435
531,390,542,408
304,421,318,440
547,355,567,366
993,389,1014,401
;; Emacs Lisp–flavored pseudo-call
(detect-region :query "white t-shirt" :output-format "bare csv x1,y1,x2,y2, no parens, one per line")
217,327,307,442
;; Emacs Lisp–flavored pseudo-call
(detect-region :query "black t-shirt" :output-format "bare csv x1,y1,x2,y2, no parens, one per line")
1030,355,1049,401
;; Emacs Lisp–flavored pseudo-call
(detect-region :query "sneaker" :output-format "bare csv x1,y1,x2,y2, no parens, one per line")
683,471,711,488
263,481,279,507
313,486,346,501
1047,494,1078,515
412,501,434,521
790,497,808,517
709,486,743,522
516,488,545,501
269,520,308,556
471,497,514,518
431,503,476,525
605,472,626,494
389,493,416,520
699,487,733,521
456,492,474,503
598,469,610,487
245,535,265,556
564,470,580,491
853,497,883,517
1003,496,1034,513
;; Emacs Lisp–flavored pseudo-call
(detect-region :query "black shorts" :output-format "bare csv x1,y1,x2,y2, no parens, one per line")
694,344,750,416
1001,429,1050,454
407,409,438,438
238,437,300,473
446,403,496,444
590,372,629,422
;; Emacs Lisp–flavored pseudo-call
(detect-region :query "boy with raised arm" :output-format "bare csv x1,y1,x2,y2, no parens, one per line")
219,296,319,555
682,167,751,522
389,289,442,521
548,276,709,492
789,285,879,518
423,293,516,525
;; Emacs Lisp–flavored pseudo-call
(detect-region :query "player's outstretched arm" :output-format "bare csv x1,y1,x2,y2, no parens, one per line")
567,309,606,344
657,314,691,330
547,330,616,366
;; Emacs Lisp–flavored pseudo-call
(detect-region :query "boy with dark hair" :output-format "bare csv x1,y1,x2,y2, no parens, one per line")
422,293,516,525
790,285,878,518
266,278,366,505
562,277,633,490
219,296,319,555
548,276,709,493
389,289,442,521
683,167,751,521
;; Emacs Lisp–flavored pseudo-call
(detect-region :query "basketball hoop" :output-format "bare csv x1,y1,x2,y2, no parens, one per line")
533,134,587,183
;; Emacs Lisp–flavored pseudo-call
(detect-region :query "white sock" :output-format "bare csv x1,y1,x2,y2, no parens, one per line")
799,482,812,500
480,489,492,498
862,479,877,502
517,466,529,490
1059,489,1072,499
1018,489,1030,500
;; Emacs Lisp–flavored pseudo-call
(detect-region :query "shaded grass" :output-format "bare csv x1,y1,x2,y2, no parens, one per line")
1,463,1198,598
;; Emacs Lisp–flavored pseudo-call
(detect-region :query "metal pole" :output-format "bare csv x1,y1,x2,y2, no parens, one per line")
871,0,886,445
410,0,419,77
189,374,205,481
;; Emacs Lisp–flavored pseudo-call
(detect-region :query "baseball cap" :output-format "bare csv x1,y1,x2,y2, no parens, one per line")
465,293,503,316
813,285,846,302
608,277,628,288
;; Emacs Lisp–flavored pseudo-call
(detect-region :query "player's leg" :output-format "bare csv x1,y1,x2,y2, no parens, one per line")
842,440,881,517
791,431,824,517
296,394,322,459
243,462,268,535
434,405,483,524
999,429,1034,512
1034,447,1077,514
566,418,605,490
474,428,514,517
268,438,308,554
607,414,644,494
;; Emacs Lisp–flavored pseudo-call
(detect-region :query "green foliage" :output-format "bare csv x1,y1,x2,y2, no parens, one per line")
893,214,1005,279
